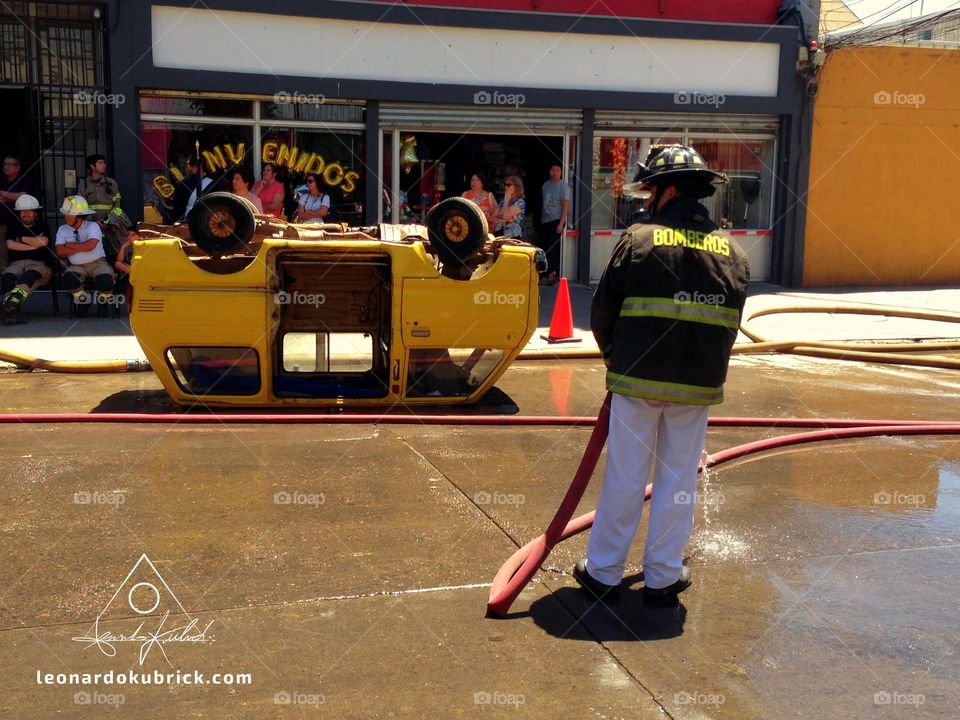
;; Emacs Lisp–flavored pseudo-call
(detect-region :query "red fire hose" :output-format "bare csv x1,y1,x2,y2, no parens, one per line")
485,393,960,616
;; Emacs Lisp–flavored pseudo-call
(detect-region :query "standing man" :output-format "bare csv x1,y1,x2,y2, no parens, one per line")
0,154,34,266
55,195,115,316
574,145,749,604
77,153,130,258
537,162,571,284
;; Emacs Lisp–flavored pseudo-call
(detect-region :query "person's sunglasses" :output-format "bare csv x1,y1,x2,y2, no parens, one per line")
306,178,316,184
504,182,514,187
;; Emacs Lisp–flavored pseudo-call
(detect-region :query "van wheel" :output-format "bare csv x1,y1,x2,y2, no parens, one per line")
426,197,488,265
188,192,256,254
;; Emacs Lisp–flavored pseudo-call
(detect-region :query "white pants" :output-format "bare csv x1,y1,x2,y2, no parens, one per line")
586,393,709,589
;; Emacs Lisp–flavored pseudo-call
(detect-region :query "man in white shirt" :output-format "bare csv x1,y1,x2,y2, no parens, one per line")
55,195,115,313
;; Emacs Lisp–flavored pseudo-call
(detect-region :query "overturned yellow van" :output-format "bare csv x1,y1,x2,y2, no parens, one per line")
130,194,543,406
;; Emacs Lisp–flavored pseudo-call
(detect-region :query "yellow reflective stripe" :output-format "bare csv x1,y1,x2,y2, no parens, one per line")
620,296,739,329
89,203,113,209
607,371,724,405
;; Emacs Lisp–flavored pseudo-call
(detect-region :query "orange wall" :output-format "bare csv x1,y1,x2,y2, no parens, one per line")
804,46,960,286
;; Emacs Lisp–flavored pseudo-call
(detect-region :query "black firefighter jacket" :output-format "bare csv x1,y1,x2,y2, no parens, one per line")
591,196,750,405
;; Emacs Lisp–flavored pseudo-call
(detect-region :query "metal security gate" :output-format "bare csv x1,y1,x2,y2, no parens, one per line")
0,2,110,228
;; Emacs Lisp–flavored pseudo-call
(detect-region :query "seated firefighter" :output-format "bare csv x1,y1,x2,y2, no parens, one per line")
55,195,115,314
2,194,52,325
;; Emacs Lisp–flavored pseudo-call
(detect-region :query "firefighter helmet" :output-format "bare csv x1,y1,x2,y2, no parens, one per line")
633,144,727,187
14,194,41,211
58,195,96,216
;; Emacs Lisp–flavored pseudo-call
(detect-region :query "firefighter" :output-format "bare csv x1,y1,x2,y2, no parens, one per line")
77,154,130,258
574,145,750,604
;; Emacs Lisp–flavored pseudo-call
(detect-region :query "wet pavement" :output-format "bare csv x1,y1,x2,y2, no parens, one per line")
1,298,960,717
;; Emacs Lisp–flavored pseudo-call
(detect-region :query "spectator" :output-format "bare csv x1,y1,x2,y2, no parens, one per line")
77,153,131,258
295,174,330,223
183,157,213,219
537,163,569,285
55,195,115,317
0,154,33,266
461,172,498,228
252,163,285,218
493,175,525,240
1,194,51,325
229,167,264,212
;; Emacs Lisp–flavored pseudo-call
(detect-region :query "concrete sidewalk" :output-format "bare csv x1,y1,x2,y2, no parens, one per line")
1,283,958,367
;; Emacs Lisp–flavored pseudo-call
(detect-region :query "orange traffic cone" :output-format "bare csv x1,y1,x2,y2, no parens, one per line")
541,277,582,344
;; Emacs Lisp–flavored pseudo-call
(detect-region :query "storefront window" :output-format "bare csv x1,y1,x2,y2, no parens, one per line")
591,134,775,230
262,101,364,124
139,96,253,118
261,126,365,225
691,137,775,230
140,121,255,223
591,135,681,229
139,94,366,224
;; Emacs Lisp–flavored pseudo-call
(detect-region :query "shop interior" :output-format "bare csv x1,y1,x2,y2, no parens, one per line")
383,131,565,236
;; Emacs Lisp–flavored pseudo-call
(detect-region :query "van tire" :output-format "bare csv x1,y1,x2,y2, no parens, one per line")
188,192,256,254
426,198,488,265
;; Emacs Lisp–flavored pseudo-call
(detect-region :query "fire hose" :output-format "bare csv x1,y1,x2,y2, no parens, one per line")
484,393,960,616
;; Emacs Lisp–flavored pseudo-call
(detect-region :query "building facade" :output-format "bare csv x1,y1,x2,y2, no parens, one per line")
101,0,813,284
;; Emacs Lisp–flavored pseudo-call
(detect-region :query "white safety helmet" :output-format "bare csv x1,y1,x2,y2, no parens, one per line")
59,195,96,216
15,194,41,211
